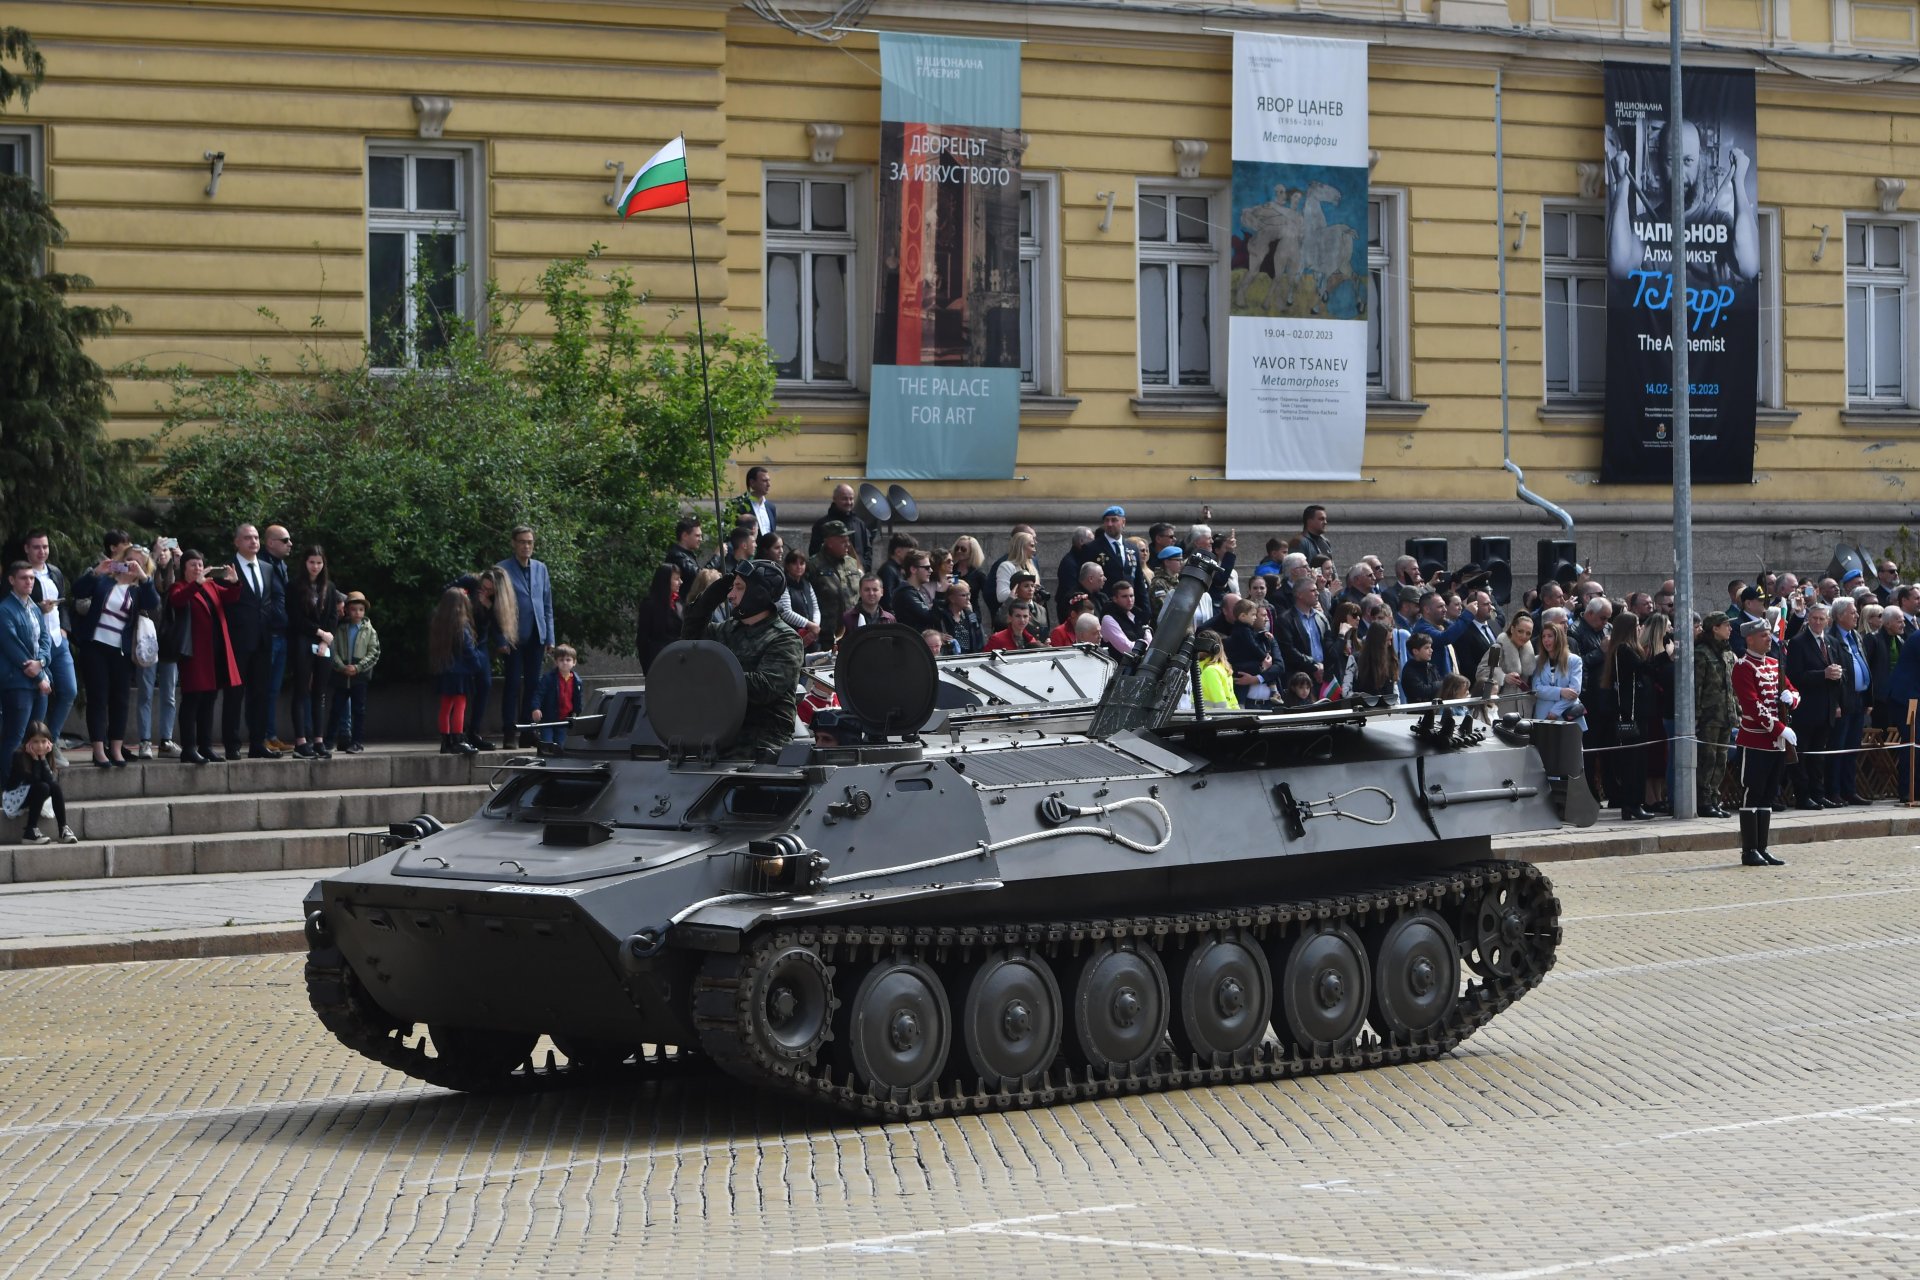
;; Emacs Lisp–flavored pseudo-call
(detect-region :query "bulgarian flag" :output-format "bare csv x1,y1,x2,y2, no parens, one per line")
617,137,690,217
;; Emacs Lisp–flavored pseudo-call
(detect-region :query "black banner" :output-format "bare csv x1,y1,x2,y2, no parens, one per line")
1602,64,1759,485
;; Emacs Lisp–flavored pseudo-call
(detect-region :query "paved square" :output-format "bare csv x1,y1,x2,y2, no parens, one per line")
0,838,1915,1277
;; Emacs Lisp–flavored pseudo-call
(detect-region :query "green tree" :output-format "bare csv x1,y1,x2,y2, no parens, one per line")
144,247,786,674
0,28,144,557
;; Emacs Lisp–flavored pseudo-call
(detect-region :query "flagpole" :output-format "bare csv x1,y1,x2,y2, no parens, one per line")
679,132,726,534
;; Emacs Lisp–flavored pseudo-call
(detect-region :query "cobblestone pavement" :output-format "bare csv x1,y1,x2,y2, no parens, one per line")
0,871,315,941
0,837,1916,1279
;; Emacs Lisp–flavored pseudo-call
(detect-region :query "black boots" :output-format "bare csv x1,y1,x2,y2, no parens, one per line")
1739,808,1785,867
440,733,477,756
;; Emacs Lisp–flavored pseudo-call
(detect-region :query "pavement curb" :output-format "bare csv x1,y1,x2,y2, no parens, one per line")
7,806,1918,971
0,924,306,972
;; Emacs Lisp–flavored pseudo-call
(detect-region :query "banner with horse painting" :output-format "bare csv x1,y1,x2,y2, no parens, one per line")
1225,33,1369,481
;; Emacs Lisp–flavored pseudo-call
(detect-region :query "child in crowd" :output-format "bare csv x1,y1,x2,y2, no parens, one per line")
1401,633,1441,703
530,644,583,746
1194,631,1238,714
1438,673,1473,702
427,588,484,756
329,591,381,754
3,721,76,845
1281,671,1316,707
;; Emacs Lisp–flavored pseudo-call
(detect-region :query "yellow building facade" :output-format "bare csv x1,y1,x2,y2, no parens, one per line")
9,0,1920,575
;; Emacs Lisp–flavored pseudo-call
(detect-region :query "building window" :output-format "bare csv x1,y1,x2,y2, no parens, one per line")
1367,192,1408,400
367,147,473,370
1138,185,1222,393
766,173,856,386
1846,218,1914,405
1542,203,1608,401
0,125,42,188
1018,177,1060,394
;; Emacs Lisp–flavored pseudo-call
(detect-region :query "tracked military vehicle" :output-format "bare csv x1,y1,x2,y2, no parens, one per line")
304,560,1596,1118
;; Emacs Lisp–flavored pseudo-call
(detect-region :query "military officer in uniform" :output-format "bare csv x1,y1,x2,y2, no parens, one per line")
1732,615,1797,867
681,560,803,757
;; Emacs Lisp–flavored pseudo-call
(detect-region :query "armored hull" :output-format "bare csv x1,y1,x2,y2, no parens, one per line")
305,566,1595,1118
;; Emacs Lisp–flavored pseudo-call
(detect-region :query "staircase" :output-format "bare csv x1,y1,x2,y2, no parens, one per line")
0,746,501,883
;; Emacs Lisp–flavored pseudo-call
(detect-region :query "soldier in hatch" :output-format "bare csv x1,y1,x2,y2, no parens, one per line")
680,559,804,756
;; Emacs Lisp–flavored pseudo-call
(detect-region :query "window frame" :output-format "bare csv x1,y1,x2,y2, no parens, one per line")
763,165,868,391
1756,205,1782,410
1540,199,1610,405
1368,188,1410,402
1844,214,1917,408
1135,180,1227,396
365,141,483,372
1018,173,1061,396
0,124,43,188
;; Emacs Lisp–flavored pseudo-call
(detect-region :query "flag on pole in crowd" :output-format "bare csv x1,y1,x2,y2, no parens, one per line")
616,137,689,217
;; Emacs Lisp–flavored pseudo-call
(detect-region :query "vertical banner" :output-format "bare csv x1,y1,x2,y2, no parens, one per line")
1226,33,1370,481
866,34,1023,479
1602,64,1759,485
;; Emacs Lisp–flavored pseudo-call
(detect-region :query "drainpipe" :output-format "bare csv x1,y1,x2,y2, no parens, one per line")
1495,67,1575,534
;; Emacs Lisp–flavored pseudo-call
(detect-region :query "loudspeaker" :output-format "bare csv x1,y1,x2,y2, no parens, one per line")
1405,538,1448,583
1471,536,1514,605
1824,542,1870,589
1537,538,1579,590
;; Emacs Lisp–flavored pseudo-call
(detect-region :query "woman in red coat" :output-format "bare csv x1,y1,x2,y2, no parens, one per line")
166,549,243,765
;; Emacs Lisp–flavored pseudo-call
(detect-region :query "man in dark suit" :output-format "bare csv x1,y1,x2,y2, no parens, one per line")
222,522,285,759
729,466,777,543
1454,590,1500,689
1075,506,1146,599
1785,603,1843,807
1829,599,1873,804
1274,577,1332,684
1867,606,1905,730
807,484,872,569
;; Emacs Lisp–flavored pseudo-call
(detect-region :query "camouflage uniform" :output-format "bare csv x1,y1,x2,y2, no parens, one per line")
1694,637,1736,806
809,551,864,644
1149,567,1182,617
707,612,803,755
680,565,805,757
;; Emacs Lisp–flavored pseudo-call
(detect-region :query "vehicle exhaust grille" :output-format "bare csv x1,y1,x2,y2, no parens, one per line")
953,743,1161,789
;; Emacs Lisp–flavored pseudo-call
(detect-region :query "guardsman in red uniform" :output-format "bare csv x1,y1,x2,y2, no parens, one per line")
1732,615,1799,866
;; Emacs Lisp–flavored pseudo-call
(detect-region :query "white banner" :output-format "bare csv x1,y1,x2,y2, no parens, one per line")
1225,33,1370,481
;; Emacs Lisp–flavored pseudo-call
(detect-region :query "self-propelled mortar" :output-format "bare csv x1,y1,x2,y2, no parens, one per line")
304,559,1596,1118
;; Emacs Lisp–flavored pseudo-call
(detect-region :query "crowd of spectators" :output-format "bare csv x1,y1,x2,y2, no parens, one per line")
642,481,1920,824
2,518,573,809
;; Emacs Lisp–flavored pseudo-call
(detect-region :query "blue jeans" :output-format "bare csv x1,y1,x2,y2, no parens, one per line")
330,678,367,746
133,660,155,742
30,642,77,743
266,632,287,738
1,687,34,761
152,661,178,742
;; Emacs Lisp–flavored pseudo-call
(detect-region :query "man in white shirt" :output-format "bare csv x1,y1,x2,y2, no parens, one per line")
22,530,75,766
731,467,777,538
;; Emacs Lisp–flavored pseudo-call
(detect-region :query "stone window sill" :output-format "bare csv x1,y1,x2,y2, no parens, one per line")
1841,406,1920,430
1131,393,1226,417
1020,394,1081,416
1366,398,1428,421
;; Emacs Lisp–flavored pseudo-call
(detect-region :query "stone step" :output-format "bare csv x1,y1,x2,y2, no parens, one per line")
53,745,520,803
0,779,490,875
0,825,360,883
31,784,490,845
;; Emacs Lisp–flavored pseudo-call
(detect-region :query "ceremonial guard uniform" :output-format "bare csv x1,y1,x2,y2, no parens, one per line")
1732,617,1796,866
